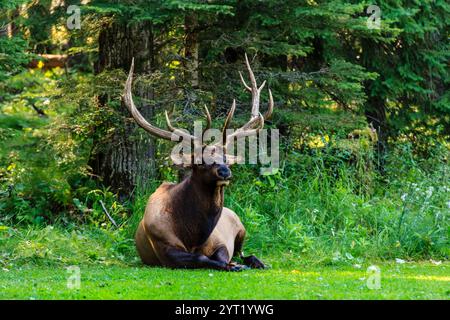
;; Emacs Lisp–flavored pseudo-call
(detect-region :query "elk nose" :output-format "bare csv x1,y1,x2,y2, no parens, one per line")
217,165,231,180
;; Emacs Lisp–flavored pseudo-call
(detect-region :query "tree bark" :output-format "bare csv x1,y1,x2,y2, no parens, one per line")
184,15,199,88
364,93,388,174
5,6,20,37
176,14,200,182
90,21,156,196
360,39,389,174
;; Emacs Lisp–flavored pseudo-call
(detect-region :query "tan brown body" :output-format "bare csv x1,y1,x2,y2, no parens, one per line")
134,179,261,271
135,186,245,266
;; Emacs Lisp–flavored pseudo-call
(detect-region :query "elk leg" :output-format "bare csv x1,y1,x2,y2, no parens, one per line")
210,246,249,271
165,247,243,271
233,230,266,269
241,255,265,269
209,246,230,263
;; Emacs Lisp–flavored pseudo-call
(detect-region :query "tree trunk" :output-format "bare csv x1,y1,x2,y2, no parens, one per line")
90,21,156,196
27,2,53,53
184,15,199,88
360,39,389,174
5,6,19,37
364,93,388,174
177,15,200,182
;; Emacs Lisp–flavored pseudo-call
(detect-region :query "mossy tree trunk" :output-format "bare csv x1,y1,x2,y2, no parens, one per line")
176,14,200,182
90,21,156,196
184,14,199,89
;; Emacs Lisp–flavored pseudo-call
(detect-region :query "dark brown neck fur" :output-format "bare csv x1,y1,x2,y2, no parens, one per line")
168,174,225,249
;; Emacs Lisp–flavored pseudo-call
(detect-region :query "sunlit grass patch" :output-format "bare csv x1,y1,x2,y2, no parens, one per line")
0,262,448,300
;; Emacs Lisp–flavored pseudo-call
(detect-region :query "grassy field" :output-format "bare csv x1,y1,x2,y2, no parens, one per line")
1,261,448,300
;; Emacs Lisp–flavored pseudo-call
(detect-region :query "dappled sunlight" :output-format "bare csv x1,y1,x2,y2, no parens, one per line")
388,275,450,282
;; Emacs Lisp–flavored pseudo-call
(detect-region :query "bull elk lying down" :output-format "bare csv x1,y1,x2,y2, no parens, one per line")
124,54,273,271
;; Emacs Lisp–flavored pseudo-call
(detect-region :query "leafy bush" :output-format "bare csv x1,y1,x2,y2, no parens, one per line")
0,36,30,82
223,141,449,262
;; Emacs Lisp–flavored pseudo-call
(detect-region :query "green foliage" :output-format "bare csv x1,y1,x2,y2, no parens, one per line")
0,69,93,224
358,0,450,142
72,187,128,228
85,0,234,25
0,36,30,81
224,142,448,261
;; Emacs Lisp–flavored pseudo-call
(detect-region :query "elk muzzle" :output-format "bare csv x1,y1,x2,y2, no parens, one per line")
216,164,232,186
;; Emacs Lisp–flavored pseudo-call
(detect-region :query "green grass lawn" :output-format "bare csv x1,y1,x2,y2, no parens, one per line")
1,261,448,300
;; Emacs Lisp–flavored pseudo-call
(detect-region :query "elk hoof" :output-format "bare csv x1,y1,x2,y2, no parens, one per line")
226,263,249,272
243,255,266,269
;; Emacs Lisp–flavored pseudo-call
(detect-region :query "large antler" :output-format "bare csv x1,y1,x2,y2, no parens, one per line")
124,55,274,159
123,58,198,143
222,53,274,147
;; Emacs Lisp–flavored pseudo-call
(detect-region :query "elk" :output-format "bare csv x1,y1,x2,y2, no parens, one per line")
124,54,273,271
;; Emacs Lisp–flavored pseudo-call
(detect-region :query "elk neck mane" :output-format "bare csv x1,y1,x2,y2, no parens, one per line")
166,173,225,248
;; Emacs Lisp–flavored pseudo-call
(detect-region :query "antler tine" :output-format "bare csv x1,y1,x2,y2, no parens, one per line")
165,110,175,131
222,99,236,133
259,80,266,91
203,104,212,134
244,53,258,92
224,112,264,148
124,58,197,143
123,59,175,141
229,54,274,131
164,110,199,142
219,54,276,155
264,88,274,120
258,112,264,130
221,99,236,145
244,53,268,118
238,71,251,92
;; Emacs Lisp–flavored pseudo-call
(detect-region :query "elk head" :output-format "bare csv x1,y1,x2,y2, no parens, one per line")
123,54,274,187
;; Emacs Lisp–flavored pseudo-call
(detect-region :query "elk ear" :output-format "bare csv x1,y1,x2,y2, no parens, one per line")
171,152,195,168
